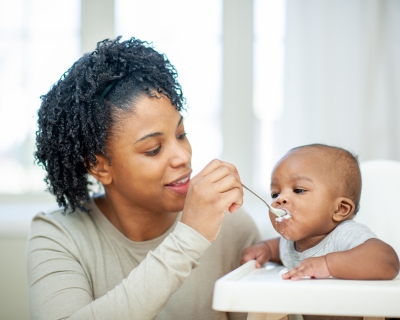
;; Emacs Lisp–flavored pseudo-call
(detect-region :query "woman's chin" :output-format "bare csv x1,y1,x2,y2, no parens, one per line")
164,199,185,213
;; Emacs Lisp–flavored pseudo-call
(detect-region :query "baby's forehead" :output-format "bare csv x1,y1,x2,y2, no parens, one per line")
283,147,332,168
274,147,340,180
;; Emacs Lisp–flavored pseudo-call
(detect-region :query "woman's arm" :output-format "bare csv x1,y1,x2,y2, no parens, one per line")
27,218,211,320
281,239,400,280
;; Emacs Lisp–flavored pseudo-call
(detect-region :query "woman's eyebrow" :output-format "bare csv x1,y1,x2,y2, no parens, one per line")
135,116,183,144
177,115,183,127
135,132,163,144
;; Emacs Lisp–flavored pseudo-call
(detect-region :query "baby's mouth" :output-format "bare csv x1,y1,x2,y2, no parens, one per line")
275,209,291,222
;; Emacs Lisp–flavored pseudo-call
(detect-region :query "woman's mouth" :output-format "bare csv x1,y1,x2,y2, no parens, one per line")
165,176,190,195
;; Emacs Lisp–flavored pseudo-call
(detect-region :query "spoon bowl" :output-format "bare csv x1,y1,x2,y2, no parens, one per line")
241,183,289,218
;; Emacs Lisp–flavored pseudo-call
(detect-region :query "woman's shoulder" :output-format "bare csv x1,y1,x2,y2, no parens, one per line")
29,201,98,242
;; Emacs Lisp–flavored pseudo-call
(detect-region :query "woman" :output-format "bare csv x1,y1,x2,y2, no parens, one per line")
27,36,261,319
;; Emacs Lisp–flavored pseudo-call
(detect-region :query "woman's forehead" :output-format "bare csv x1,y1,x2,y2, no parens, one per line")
108,96,182,139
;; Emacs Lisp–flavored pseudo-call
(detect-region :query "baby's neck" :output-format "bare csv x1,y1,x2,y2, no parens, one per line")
294,234,329,252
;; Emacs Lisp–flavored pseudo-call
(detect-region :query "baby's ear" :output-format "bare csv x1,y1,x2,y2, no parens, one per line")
333,197,355,222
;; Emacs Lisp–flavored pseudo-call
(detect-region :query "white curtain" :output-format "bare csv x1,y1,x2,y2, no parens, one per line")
274,0,400,162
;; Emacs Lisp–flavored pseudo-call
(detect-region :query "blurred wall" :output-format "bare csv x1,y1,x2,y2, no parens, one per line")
0,237,30,320
275,0,400,162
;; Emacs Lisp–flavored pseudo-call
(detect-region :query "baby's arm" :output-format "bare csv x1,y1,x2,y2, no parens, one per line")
240,237,282,268
282,238,400,281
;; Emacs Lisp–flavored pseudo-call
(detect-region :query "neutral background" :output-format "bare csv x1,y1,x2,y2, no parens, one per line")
0,1,399,319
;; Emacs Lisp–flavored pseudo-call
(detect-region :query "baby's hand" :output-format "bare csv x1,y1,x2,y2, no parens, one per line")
281,256,331,280
240,242,271,268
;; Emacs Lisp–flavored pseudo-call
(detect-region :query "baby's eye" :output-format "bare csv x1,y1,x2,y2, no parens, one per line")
294,188,305,194
271,192,279,199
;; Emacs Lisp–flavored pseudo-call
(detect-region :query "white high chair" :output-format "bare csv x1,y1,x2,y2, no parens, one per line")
213,159,400,320
355,159,400,256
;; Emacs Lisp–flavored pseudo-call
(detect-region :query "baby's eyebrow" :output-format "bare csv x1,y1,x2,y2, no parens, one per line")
270,175,314,187
291,175,313,182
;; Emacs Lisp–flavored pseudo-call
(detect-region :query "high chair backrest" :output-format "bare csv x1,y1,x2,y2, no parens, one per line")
355,159,400,256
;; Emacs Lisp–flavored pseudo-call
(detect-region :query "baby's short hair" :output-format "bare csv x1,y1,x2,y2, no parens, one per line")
289,144,362,215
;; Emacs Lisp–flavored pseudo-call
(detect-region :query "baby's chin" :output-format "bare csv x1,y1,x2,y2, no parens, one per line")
276,231,293,241
273,225,300,242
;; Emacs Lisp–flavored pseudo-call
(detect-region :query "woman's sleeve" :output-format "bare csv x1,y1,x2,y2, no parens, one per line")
27,217,211,320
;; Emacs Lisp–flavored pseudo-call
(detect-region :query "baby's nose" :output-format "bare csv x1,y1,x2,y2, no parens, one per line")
275,194,288,205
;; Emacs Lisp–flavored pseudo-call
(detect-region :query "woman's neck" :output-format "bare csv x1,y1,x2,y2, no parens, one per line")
94,194,179,242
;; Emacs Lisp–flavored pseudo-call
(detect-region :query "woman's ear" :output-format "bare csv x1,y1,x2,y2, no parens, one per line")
333,197,355,222
87,155,113,186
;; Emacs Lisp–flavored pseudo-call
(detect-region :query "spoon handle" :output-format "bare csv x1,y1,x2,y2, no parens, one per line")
241,183,273,210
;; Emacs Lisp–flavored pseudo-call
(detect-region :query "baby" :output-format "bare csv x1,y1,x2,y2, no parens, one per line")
241,143,399,280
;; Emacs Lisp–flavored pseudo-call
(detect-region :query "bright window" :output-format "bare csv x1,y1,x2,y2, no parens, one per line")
116,0,223,175
0,0,285,196
253,0,286,194
0,0,80,194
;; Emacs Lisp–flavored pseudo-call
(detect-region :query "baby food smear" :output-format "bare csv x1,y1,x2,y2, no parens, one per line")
273,209,291,222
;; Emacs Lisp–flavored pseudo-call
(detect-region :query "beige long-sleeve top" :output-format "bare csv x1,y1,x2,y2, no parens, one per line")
27,200,261,320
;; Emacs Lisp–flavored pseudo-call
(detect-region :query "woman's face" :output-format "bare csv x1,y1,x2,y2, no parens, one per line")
104,95,192,214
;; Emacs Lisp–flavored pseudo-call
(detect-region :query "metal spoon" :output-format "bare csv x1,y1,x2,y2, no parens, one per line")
241,183,288,218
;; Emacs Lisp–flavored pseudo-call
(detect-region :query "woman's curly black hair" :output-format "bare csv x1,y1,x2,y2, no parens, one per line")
35,36,186,213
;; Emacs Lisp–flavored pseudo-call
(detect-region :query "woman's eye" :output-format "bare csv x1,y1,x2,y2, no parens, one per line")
294,188,305,194
271,193,279,199
145,146,161,156
177,132,187,140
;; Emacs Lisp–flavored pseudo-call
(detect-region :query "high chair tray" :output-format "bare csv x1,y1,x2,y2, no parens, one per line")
212,260,400,318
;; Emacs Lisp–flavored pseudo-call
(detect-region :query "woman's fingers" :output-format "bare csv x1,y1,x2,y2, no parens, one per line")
194,160,243,199
181,159,243,242
196,159,240,182
223,187,243,213
191,159,243,205
209,167,242,192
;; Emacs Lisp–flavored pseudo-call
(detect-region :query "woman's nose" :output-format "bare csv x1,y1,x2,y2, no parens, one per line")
170,140,192,168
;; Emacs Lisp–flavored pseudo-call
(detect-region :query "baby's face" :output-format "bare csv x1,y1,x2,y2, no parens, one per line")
270,150,339,250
